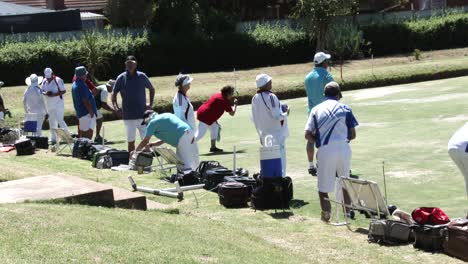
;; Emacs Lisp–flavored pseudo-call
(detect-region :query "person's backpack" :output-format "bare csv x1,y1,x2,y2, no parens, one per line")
251,176,293,210
412,207,450,225
218,181,250,208
368,220,414,245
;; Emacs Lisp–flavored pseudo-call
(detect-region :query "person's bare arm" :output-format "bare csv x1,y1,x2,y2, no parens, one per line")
305,130,315,143
348,128,356,141
228,99,238,116
100,103,115,113
82,98,95,118
148,84,155,109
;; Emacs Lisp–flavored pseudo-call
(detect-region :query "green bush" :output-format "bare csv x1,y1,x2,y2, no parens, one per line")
362,12,468,56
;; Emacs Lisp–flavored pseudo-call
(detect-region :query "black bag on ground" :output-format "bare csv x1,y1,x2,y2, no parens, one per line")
175,170,200,186
368,220,414,245
413,224,448,252
197,161,225,179
107,149,129,166
218,181,250,208
224,176,257,195
443,219,468,261
134,151,153,168
14,139,35,156
251,177,293,210
72,139,97,160
26,136,48,149
204,168,234,191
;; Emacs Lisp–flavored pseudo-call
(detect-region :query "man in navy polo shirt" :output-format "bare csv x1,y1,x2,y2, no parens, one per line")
72,66,97,139
112,55,155,152
134,111,199,171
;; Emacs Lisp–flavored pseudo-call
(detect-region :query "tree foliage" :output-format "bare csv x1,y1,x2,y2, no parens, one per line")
293,0,358,51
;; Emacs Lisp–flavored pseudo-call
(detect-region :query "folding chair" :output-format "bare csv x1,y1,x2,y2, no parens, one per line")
52,128,75,155
151,146,184,175
340,177,390,219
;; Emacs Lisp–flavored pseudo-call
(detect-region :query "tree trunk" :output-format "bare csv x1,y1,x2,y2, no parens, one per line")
315,23,328,52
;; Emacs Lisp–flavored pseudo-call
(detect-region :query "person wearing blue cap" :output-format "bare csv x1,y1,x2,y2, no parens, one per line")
72,66,97,139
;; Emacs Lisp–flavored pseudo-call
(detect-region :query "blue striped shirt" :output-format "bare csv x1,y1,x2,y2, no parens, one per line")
305,98,358,148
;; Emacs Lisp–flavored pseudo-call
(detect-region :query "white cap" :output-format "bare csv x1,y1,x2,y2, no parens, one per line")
314,52,331,65
25,74,43,86
44,68,53,78
256,73,272,88
182,75,193,87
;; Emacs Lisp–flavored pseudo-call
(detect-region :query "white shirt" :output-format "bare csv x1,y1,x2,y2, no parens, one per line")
305,98,358,148
448,122,468,150
173,91,195,129
23,85,47,114
251,90,289,142
42,76,65,107
96,85,109,103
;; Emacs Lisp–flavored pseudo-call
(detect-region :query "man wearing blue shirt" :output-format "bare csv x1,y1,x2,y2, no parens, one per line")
304,52,334,176
134,111,199,171
112,55,155,153
72,66,97,139
305,82,358,223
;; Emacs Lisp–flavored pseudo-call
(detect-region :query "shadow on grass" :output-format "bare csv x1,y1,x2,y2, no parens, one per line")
102,140,127,145
200,150,247,157
354,227,369,235
269,211,294,219
290,199,309,209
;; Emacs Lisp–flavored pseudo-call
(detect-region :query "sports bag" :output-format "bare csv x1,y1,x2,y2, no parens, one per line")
224,176,258,195
412,207,450,225
134,151,153,168
251,176,293,210
107,150,129,166
197,161,224,178
14,139,35,156
218,181,250,208
175,170,200,186
204,168,234,191
368,220,414,245
73,139,96,160
443,218,468,261
413,224,448,252
26,136,48,149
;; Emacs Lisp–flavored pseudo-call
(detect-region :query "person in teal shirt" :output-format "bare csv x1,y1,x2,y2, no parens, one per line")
304,52,334,176
134,111,199,171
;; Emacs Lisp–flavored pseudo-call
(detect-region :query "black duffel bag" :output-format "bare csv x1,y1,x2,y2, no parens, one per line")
218,181,250,208
224,176,257,195
251,176,293,210
204,168,234,191
171,170,200,186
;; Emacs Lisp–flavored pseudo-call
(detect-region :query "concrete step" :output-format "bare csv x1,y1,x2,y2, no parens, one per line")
112,187,147,211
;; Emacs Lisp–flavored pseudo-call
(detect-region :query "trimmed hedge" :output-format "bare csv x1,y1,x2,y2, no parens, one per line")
362,12,468,56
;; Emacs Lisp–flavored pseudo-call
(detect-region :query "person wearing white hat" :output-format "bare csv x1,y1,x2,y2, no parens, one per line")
173,74,196,130
93,79,118,143
304,52,334,176
42,67,69,143
305,82,358,223
448,122,468,198
251,73,289,177
23,74,47,136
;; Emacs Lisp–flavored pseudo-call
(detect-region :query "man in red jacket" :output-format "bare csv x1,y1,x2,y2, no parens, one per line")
195,85,237,152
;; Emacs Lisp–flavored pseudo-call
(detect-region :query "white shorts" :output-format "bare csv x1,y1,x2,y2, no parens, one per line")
124,119,146,142
96,110,103,119
317,141,351,193
79,114,96,132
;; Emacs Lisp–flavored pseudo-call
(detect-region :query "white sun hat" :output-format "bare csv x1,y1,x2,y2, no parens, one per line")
255,73,272,88
25,74,44,86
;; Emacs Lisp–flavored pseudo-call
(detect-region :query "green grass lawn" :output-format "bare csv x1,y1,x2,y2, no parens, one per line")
0,76,467,263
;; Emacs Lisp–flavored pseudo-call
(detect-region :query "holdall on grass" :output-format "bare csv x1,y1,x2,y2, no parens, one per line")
443,219,468,261
218,181,250,208
14,139,35,156
134,151,154,168
412,207,450,225
368,220,414,245
251,176,293,210
204,168,234,191
197,161,224,178
107,150,129,166
176,171,200,186
413,224,448,252
224,176,257,195
26,136,48,149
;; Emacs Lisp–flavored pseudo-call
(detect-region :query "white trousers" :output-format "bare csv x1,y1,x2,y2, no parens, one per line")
48,105,69,142
317,141,351,193
449,145,468,197
35,114,45,137
0,112,4,120
176,130,199,171
195,121,219,142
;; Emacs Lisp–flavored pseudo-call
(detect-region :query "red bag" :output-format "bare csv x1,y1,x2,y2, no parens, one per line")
412,207,450,225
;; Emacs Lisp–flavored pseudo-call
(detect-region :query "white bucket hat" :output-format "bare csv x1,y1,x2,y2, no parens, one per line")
25,74,44,86
256,73,272,88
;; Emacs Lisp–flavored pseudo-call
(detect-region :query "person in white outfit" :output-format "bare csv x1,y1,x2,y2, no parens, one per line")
23,74,47,136
305,82,359,223
173,74,196,130
448,122,468,198
251,73,289,177
42,67,69,143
